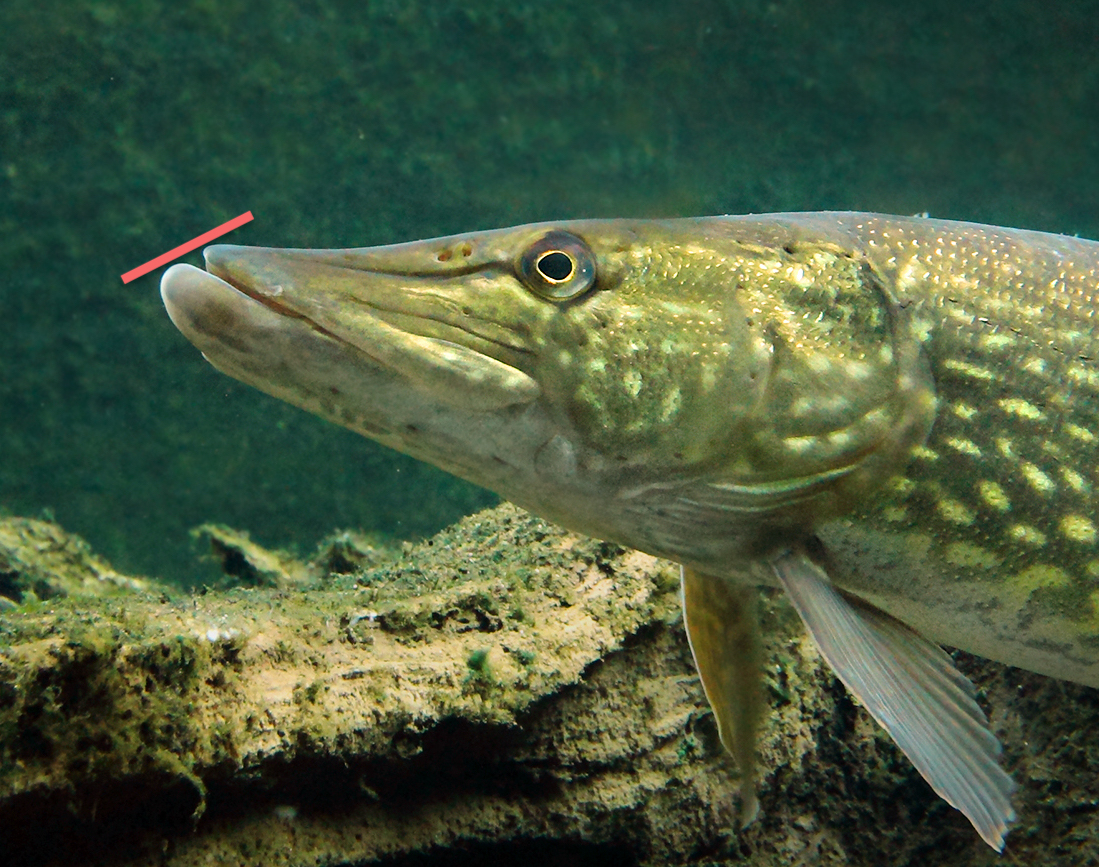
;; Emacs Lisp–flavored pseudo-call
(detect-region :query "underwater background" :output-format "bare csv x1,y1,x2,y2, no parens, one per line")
3,0,1098,588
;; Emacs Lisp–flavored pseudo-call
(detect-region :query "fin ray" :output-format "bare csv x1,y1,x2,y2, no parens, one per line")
680,567,762,826
772,548,1016,851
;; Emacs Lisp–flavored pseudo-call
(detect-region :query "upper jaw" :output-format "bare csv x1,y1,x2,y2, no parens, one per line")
200,243,539,366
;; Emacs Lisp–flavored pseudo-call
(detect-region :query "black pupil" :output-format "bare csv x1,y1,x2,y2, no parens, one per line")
538,251,574,281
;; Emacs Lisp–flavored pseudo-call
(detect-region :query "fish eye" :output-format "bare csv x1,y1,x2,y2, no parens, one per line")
536,250,575,282
518,230,597,301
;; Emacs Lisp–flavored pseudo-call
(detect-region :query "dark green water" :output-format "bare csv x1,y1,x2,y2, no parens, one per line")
3,0,1097,587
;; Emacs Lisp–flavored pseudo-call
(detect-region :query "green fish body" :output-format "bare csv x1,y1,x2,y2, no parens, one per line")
160,212,1099,850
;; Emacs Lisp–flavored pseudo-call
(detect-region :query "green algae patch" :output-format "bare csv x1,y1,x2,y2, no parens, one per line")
0,613,230,811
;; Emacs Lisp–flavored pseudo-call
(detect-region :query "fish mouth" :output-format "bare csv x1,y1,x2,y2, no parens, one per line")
160,261,272,354
203,248,329,333
160,248,541,413
201,244,538,363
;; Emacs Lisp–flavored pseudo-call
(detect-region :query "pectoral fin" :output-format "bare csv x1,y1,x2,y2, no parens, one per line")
680,566,762,826
772,545,1016,851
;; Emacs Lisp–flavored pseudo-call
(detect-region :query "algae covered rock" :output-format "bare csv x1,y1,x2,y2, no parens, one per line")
0,517,152,604
0,505,1094,867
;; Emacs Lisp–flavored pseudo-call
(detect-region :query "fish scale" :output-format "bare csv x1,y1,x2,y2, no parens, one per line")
820,215,1099,685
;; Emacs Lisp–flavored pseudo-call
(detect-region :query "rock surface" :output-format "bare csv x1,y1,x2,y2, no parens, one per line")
0,505,1096,866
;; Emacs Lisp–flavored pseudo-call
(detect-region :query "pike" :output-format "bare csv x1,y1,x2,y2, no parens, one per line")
160,212,1099,851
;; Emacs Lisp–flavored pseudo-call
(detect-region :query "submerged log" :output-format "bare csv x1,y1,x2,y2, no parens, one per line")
0,505,1095,867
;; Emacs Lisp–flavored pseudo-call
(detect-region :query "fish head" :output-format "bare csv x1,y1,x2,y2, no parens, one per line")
160,217,934,565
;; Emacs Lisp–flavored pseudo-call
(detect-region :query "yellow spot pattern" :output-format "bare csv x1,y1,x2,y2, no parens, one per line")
943,359,996,381
945,437,981,457
1020,462,1056,496
937,498,975,525
978,480,1011,511
1010,524,1047,547
1060,514,1098,544
1065,423,1096,443
998,398,1045,420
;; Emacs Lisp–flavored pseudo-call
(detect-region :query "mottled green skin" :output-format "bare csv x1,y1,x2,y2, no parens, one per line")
164,212,1099,687
806,215,1099,687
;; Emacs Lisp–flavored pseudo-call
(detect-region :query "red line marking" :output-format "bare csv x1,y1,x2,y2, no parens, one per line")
121,211,254,283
